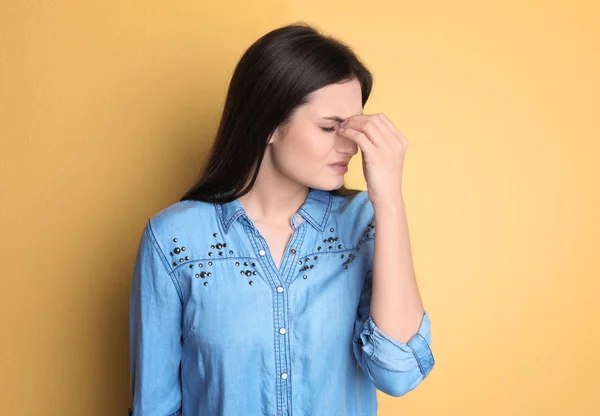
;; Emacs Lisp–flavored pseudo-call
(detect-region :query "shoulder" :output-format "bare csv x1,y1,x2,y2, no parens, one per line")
144,199,217,255
328,190,375,240
148,199,214,229
330,190,374,223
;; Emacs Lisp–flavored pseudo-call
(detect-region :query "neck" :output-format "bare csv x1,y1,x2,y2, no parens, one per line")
238,153,309,226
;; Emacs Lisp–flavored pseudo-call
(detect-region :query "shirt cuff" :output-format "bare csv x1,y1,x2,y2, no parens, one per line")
355,310,434,377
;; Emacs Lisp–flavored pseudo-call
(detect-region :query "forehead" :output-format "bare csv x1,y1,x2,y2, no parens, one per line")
302,79,363,118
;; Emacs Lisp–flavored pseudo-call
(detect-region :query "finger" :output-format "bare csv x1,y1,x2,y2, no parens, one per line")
378,114,407,145
379,113,399,134
370,114,397,147
341,116,387,148
335,126,376,153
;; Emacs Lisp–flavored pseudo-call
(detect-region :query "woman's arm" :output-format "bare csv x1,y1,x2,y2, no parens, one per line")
129,220,183,415
370,198,424,343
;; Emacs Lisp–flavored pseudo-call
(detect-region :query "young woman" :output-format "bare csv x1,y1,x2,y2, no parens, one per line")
129,22,434,416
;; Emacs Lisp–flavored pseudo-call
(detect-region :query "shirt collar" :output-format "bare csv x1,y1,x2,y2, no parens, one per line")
216,188,332,234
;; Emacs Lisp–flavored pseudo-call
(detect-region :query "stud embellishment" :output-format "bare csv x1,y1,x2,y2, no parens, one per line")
343,253,356,269
299,252,320,273
170,238,194,269
237,259,259,286
207,234,233,258
357,220,376,246
341,219,375,269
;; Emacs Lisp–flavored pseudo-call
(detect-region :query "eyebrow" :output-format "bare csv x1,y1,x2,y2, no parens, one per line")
322,116,346,122
322,113,363,122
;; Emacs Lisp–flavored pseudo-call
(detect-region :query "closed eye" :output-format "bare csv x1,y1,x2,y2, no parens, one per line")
321,127,336,133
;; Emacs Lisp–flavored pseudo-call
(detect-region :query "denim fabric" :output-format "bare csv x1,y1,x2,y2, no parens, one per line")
129,188,434,415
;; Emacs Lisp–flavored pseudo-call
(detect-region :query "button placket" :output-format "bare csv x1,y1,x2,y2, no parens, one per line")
247,222,301,415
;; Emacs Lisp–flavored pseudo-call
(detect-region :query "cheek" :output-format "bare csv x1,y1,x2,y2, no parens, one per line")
290,134,331,162
275,132,333,172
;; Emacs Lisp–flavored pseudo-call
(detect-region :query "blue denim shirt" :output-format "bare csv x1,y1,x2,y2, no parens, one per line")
128,188,434,415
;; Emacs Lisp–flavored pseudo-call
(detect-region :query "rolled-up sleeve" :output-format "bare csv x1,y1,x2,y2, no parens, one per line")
352,269,435,397
129,220,183,415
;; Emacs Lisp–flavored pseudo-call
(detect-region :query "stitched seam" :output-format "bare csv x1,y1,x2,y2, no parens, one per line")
226,209,244,231
170,255,254,272
321,191,333,227
146,219,184,303
242,225,281,415
406,337,426,377
299,192,332,231
284,224,307,410
299,207,321,231
214,202,226,234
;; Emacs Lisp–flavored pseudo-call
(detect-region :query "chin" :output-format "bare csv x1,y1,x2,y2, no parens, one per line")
309,178,345,192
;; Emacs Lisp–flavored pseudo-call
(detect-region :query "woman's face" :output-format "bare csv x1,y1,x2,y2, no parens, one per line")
267,78,363,191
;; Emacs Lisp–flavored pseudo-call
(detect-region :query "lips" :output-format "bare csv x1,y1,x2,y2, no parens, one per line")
329,163,349,174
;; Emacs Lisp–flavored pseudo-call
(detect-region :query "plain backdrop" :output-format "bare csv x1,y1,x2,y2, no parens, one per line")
1,0,598,414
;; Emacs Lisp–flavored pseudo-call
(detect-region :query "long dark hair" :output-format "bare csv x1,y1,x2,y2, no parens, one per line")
180,22,373,203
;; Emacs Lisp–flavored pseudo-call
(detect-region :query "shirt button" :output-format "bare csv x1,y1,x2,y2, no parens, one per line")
276,286,284,293
259,249,266,256
279,327,286,334
281,372,288,380
290,248,296,255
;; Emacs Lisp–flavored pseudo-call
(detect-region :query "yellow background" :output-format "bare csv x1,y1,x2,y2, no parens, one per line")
1,1,598,414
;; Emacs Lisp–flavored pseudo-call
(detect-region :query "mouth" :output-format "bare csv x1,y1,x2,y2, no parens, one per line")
329,163,348,174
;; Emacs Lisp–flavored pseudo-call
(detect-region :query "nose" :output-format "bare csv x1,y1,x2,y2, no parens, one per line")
336,133,359,157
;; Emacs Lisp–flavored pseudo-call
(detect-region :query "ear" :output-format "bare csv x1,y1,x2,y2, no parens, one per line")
268,127,279,145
